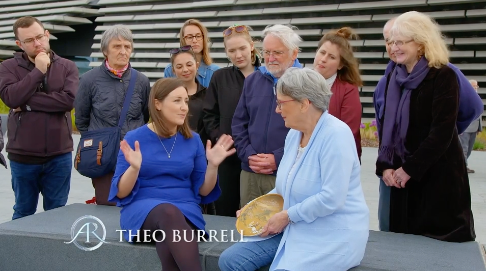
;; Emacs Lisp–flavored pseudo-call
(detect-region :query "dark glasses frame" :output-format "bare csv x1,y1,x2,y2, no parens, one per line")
169,45,193,55
223,25,248,37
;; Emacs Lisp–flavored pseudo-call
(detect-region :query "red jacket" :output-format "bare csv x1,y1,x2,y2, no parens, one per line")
0,51,78,158
328,78,362,159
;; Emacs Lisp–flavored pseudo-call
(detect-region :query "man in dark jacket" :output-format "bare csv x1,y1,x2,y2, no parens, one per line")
74,25,150,205
232,24,302,206
0,16,78,219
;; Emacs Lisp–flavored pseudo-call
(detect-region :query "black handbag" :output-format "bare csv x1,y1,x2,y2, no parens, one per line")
74,68,137,178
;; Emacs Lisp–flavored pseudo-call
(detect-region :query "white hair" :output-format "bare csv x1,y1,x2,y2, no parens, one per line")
262,24,302,52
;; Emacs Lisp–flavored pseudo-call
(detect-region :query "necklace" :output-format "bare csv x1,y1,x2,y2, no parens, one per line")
158,133,177,158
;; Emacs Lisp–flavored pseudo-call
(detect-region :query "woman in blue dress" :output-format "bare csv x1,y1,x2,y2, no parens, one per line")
108,78,235,271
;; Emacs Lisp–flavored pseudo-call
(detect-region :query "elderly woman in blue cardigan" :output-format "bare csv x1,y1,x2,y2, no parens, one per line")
219,67,369,271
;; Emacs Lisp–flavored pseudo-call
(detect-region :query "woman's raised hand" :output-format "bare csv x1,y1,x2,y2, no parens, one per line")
120,140,142,170
206,134,236,167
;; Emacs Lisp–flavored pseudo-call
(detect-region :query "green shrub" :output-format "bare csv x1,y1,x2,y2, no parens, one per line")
0,100,9,114
473,140,485,150
360,120,378,140
71,109,77,132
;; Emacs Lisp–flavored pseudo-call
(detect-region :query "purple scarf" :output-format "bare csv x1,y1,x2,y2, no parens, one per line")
377,57,430,167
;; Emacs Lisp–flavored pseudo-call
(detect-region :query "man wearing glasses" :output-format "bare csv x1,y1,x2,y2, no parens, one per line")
232,24,303,207
373,17,483,232
0,16,78,219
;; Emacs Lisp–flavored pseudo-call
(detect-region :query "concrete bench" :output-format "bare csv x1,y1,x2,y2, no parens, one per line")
0,203,484,271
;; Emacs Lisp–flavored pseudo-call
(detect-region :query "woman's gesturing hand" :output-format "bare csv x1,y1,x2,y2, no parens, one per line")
206,134,236,167
120,140,142,170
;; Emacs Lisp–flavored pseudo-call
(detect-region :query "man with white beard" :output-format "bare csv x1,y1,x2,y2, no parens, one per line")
232,24,303,207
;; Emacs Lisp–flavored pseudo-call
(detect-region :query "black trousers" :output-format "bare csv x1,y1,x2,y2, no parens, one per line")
214,155,241,217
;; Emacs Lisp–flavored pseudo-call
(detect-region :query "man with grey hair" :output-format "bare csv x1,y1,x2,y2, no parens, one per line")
75,24,150,205
0,16,78,219
374,17,483,232
232,24,303,207
459,79,482,173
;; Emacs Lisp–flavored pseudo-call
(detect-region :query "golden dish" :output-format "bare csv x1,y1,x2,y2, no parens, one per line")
236,194,284,236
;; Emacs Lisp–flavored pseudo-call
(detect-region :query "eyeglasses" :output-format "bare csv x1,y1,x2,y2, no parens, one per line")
276,99,296,109
387,39,414,47
262,50,285,57
183,34,203,42
223,25,248,37
169,45,193,55
20,34,47,45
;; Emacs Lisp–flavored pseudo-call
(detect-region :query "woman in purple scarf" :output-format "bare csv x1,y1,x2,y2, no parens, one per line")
376,11,475,242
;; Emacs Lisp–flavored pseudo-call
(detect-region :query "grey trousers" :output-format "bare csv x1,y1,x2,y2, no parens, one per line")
378,178,391,232
459,132,476,166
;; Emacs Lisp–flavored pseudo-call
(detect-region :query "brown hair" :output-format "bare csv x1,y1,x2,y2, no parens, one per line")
149,78,193,139
179,19,213,65
223,25,261,65
13,16,44,39
318,27,363,86
170,48,197,72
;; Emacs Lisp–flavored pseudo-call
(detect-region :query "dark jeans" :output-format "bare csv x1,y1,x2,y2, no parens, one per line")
10,152,72,220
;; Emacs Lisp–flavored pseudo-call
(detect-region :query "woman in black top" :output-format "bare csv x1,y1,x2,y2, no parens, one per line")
203,25,261,217
170,46,209,144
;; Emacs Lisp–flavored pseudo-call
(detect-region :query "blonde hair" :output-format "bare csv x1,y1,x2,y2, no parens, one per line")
179,19,213,65
149,78,192,139
223,25,261,65
318,27,363,86
390,11,449,68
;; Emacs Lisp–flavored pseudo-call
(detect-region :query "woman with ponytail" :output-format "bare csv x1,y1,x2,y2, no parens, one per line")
313,27,363,159
202,25,261,217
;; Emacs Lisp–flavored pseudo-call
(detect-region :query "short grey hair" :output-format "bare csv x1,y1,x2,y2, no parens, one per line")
469,79,477,84
262,24,302,52
100,25,134,57
276,67,332,112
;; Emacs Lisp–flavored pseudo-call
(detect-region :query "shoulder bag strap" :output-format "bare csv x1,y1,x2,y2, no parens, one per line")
118,68,138,128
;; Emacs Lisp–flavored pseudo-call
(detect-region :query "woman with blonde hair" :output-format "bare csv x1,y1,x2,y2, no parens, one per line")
108,78,235,270
376,11,475,242
203,24,261,216
164,19,219,87
313,27,363,159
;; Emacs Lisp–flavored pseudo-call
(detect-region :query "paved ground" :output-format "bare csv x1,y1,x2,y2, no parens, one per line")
0,134,484,244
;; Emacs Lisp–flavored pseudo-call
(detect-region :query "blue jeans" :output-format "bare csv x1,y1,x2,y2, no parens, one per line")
219,234,283,271
378,177,391,231
10,152,72,220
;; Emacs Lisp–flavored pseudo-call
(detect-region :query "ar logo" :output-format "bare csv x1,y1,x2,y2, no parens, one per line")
65,215,109,251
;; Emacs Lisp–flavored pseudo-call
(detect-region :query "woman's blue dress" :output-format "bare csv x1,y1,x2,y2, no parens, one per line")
108,125,221,242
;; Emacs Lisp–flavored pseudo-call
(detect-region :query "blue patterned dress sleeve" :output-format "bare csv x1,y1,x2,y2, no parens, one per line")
108,131,140,206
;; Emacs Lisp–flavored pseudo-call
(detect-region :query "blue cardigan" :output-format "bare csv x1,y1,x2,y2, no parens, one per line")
374,61,483,134
269,112,369,271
